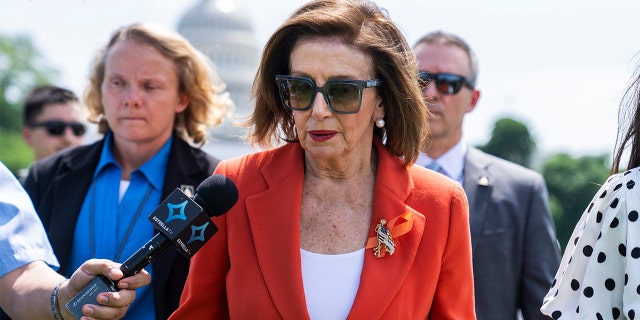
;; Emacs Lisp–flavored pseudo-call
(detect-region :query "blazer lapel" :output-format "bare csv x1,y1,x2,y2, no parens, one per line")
162,137,217,198
49,142,102,274
349,141,425,318
246,144,310,319
244,142,425,319
463,147,493,253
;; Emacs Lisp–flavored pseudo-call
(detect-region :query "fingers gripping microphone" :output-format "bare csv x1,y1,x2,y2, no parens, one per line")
66,174,238,319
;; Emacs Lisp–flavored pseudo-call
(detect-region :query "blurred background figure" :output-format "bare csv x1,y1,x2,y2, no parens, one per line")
22,85,86,161
413,30,560,320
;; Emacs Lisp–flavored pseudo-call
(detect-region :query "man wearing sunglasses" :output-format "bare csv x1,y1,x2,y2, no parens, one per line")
22,85,86,161
413,31,560,320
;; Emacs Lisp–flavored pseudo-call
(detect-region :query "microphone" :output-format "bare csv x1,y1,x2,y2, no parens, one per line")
120,174,238,277
65,174,238,319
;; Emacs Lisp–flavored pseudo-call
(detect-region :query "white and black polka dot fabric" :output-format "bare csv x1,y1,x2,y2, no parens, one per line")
541,167,640,319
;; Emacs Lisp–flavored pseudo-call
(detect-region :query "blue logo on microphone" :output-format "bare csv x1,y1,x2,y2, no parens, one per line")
187,222,210,244
165,200,188,223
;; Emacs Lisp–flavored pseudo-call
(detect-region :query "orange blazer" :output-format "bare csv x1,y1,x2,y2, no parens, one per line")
170,141,475,319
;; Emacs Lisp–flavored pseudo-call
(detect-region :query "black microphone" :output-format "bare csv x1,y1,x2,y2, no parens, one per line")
120,174,238,277
65,174,238,319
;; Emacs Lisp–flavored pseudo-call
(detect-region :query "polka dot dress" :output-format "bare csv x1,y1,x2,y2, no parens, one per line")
541,167,640,319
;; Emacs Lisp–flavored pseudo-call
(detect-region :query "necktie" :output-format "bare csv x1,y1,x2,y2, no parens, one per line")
426,161,450,178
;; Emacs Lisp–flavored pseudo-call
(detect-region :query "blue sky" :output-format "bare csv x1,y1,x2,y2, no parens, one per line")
2,0,640,159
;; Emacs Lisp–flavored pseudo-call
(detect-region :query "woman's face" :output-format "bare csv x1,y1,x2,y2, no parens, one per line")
289,36,385,163
101,39,188,147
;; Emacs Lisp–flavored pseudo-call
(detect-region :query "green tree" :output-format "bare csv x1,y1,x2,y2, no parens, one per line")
541,153,610,252
478,117,536,167
0,34,58,173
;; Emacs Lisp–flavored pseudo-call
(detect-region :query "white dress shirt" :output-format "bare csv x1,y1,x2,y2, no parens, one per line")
416,138,467,184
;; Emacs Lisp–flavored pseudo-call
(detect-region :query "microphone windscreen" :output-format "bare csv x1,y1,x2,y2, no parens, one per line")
193,174,239,217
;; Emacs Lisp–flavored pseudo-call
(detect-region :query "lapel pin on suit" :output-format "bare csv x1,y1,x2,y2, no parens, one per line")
477,175,489,186
372,219,395,258
365,211,414,258
180,185,195,198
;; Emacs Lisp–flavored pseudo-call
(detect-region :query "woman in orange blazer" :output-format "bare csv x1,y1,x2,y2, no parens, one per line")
169,0,475,319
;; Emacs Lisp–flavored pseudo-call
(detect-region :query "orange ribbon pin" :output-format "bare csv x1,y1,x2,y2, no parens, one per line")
366,211,414,258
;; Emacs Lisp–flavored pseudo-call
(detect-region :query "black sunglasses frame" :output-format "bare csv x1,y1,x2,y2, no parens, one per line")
418,71,475,95
275,75,382,114
29,120,86,137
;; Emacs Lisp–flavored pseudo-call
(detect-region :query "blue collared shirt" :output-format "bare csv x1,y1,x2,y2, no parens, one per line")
0,161,58,277
69,132,172,320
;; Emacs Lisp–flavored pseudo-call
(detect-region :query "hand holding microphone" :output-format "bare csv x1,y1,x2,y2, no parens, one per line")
65,174,238,319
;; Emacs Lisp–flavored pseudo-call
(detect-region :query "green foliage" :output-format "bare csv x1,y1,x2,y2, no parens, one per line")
0,34,57,176
478,118,536,167
474,116,612,254
0,128,33,175
0,34,59,132
541,153,611,252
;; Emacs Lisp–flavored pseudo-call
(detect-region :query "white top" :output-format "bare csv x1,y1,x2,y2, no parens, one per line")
416,138,467,184
541,167,640,318
119,179,130,203
301,248,365,320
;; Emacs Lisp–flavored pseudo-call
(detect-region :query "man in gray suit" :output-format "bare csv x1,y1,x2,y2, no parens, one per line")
413,31,561,320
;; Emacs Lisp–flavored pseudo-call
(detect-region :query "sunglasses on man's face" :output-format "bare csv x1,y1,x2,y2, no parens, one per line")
29,120,86,137
418,71,475,95
275,75,382,114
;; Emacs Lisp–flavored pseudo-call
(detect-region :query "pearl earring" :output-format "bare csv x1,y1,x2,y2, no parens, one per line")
375,118,385,128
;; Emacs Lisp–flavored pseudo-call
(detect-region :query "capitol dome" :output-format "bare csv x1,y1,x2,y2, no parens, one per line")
177,0,260,141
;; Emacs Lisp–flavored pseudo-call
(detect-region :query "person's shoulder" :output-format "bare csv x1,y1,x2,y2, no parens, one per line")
467,147,543,181
33,140,101,171
172,138,220,171
24,141,102,189
409,164,464,195
217,143,300,178
603,166,640,194
586,167,640,216
224,144,294,168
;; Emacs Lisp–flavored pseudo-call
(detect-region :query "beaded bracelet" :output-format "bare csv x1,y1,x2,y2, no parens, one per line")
50,281,65,320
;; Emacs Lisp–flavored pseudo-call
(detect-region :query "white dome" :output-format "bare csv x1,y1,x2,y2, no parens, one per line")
178,0,253,32
177,0,260,141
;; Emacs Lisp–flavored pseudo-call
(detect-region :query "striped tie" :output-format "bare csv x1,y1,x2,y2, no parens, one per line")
426,161,450,178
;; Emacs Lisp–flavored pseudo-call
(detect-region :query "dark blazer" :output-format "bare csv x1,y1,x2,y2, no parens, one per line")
463,146,560,320
23,135,218,320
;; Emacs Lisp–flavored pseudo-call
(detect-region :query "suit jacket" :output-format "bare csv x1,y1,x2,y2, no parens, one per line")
170,140,476,319
23,135,219,320
463,147,560,320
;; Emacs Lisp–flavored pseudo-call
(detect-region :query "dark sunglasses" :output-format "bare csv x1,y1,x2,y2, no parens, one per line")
29,120,86,137
418,71,475,95
275,75,382,114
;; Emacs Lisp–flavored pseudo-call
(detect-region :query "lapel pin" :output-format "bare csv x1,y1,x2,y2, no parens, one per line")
477,176,489,186
180,185,195,198
373,219,395,258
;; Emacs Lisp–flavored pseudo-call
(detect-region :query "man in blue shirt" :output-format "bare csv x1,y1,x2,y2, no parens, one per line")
0,161,150,319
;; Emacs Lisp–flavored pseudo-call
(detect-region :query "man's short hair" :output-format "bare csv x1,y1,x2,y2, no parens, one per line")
23,85,79,125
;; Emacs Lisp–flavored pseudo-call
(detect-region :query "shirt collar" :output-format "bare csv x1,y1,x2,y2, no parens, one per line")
94,131,173,191
418,138,467,181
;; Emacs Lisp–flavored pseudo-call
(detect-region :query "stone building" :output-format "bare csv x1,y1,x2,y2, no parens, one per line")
177,0,260,153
